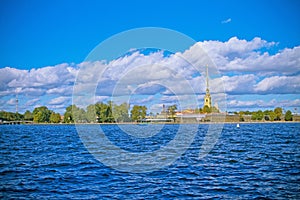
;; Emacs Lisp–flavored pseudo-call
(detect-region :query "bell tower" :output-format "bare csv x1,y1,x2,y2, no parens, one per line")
204,65,212,108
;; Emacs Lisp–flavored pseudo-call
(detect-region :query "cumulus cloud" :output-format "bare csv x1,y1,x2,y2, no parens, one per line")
227,98,300,110
197,37,300,76
46,86,73,95
222,47,300,75
1,63,78,97
133,83,166,95
48,96,71,105
1,37,299,112
24,98,40,106
0,67,27,90
200,37,274,57
7,63,76,89
211,74,257,94
129,95,155,105
254,75,300,94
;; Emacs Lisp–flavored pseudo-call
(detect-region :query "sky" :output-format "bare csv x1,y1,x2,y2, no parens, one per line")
0,0,300,114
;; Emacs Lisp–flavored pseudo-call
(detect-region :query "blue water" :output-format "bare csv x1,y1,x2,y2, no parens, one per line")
1,123,299,199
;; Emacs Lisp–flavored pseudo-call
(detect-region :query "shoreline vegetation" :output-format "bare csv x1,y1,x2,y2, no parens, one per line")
1,121,299,126
0,102,298,125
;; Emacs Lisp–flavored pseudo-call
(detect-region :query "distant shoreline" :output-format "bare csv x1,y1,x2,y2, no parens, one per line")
2,121,299,125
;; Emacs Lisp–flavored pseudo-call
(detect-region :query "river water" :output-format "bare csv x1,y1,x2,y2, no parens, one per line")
1,123,299,199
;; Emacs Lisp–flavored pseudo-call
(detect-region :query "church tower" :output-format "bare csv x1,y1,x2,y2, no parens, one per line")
203,65,212,108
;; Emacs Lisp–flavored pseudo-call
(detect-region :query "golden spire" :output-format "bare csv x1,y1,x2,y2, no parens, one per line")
204,65,212,108
206,65,209,94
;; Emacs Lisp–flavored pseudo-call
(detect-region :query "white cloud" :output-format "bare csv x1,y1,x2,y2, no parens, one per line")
133,82,166,95
48,96,71,105
228,99,261,108
7,98,16,106
24,98,40,106
1,37,299,112
149,103,165,114
197,37,300,76
94,96,110,103
159,94,200,111
46,86,73,95
254,75,300,94
0,67,27,90
214,74,257,94
7,63,76,89
222,47,300,75
20,88,46,96
221,18,231,24
199,37,275,57
1,63,77,94
129,95,155,105
227,98,300,110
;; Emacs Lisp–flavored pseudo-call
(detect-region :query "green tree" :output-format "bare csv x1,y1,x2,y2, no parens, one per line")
269,111,276,121
202,105,212,113
0,111,20,121
24,110,33,121
86,104,97,123
64,105,74,123
0,111,4,121
284,110,293,121
167,104,177,120
211,106,219,113
73,106,86,123
50,112,61,123
251,110,264,121
244,110,251,115
274,107,282,121
263,110,272,116
251,112,257,120
113,103,130,122
105,101,114,123
33,106,51,123
63,105,86,123
257,110,264,120
239,111,245,121
95,102,108,123
131,105,147,122
16,112,23,120
131,105,140,122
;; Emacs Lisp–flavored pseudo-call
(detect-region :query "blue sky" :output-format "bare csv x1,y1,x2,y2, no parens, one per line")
0,0,299,114
1,0,299,68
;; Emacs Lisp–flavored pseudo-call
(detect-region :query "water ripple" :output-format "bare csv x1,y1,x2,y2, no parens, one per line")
0,123,299,199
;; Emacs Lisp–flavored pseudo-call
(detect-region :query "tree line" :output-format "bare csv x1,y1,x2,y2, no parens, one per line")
0,106,61,123
0,104,295,123
0,102,149,123
64,102,132,123
236,107,293,121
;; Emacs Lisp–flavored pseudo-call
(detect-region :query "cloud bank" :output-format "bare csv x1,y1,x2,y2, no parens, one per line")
1,37,299,113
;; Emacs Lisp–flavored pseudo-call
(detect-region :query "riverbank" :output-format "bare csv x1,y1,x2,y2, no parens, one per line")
2,120,299,125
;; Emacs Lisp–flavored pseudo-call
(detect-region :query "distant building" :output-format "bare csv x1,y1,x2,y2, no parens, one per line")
155,104,168,119
147,65,222,123
175,65,216,123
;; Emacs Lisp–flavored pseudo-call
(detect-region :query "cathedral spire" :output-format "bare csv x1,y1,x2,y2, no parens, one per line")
206,65,209,94
203,65,212,108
